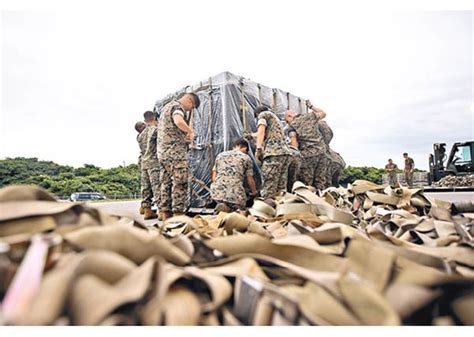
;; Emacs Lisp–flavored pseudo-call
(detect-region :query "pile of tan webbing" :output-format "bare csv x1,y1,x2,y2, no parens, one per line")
0,181,473,326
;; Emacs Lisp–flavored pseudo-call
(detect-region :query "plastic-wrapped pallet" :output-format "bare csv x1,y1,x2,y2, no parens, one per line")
153,72,308,208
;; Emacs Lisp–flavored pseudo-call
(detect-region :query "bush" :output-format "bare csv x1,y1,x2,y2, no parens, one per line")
0,157,140,198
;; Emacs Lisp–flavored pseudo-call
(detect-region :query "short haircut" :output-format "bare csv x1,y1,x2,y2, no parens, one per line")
403,152,408,156
254,105,269,116
143,110,155,121
388,158,392,161
187,93,201,109
135,121,146,133
233,138,249,150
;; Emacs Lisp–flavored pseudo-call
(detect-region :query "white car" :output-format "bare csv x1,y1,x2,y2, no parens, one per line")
69,192,106,202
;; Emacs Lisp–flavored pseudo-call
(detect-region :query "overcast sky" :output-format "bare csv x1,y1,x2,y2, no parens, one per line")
1,4,473,170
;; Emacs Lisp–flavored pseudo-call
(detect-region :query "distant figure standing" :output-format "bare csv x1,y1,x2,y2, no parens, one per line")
384,158,398,186
403,153,415,187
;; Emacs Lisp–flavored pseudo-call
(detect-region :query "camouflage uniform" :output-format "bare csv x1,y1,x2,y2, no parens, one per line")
140,125,160,208
385,162,398,185
257,111,291,198
404,157,415,187
318,120,334,145
157,100,190,213
290,111,329,190
137,128,152,208
326,149,346,187
211,149,254,209
284,124,302,191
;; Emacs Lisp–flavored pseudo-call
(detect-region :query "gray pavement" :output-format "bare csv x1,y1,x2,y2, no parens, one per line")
94,192,474,222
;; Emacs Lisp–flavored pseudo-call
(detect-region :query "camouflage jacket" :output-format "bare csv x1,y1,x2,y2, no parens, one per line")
385,163,398,174
210,149,254,206
404,157,415,171
290,111,327,158
157,100,189,162
257,111,290,158
141,125,159,169
318,120,334,145
136,127,148,167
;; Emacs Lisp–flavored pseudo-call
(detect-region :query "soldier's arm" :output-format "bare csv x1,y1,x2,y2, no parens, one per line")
247,176,257,196
173,113,193,137
211,169,217,182
256,125,266,150
306,100,327,120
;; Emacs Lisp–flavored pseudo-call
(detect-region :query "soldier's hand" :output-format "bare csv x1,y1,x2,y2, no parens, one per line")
243,131,253,141
306,100,313,108
256,148,264,166
186,130,194,142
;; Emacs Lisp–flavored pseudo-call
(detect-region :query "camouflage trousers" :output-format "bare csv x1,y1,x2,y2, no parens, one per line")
287,150,302,192
298,154,330,190
405,170,414,187
388,172,398,186
261,155,291,199
159,159,189,213
141,167,160,208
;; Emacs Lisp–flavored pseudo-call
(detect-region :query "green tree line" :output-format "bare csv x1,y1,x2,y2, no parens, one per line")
0,157,140,198
0,158,397,199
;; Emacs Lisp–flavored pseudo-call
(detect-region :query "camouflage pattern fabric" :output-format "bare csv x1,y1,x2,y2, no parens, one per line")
159,159,189,213
318,120,334,146
211,149,254,209
157,100,189,162
327,149,346,187
287,146,302,191
136,127,148,169
261,155,291,198
298,154,330,190
141,167,160,208
137,126,152,207
141,125,159,170
257,111,291,158
385,163,399,186
290,111,326,158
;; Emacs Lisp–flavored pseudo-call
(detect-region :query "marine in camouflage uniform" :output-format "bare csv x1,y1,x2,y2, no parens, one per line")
211,140,257,210
290,102,329,190
136,124,153,209
326,149,346,187
157,93,200,216
385,159,398,186
403,153,415,188
283,118,302,192
140,121,160,211
255,107,291,199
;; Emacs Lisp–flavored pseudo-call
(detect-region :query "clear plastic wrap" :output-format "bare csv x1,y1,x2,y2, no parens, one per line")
154,72,307,207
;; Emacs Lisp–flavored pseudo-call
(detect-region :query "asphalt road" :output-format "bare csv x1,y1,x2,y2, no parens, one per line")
94,192,474,221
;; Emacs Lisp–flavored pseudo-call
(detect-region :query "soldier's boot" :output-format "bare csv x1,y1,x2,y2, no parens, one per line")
143,207,158,220
139,206,145,215
215,203,231,214
159,210,173,221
